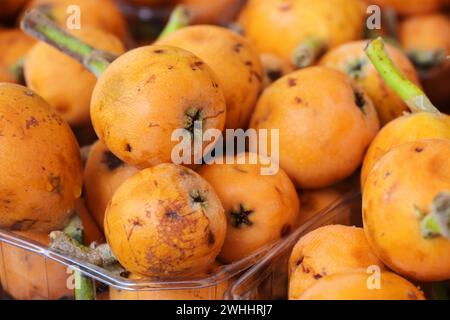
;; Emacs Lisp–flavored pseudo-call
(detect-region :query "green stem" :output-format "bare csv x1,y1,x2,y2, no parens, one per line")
20,9,115,77
365,37,440,114
420,192,450,240
291,36,326,68
8,58,25,83
63,215,96,300
157,5,191,40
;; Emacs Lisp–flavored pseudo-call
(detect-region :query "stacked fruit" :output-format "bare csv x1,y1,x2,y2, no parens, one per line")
0,0,448,300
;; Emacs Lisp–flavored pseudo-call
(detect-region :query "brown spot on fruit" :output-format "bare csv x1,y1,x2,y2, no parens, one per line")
125,144,132,152
233,43,243,53
47,175,63,194
313,274,323,280
25,116,39,129
207,230,215,246
415,147,424,153
153,49,164,54
288,78,297,87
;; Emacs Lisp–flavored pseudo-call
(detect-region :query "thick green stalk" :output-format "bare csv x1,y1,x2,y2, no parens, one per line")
292,36,326,68
63,215,96,300
365,37,439,114
20,9,115,77
157,5,191,40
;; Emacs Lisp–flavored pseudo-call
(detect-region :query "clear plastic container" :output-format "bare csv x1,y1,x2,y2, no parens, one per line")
0,191,360,300
225,192,362,300
0,224,281,300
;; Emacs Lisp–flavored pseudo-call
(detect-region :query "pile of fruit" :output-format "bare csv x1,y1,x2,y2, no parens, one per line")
0,0,448,300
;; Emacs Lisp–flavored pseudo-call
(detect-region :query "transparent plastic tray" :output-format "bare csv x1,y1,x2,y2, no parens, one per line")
225,192,362,300
0,226,282,300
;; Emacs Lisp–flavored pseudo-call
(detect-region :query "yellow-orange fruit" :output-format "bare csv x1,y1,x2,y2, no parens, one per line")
0,29,35,84
198,153,300,263
177,0,243,24
249,67,379,189
369,0,443,16
399,14,450,55
0,84,82,232
84,140,140,230
319,41,420,125
157,25,263,129
238,0,365,65
26,0,129,42
361,112,450,187
91,45,226,168
104,163,226,277
299,270,425,300
363,139,450,281
25,27,125,127
288,225,384,299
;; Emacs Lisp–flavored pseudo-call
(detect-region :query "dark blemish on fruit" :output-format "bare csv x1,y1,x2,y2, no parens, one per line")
168,65,174,70
346,59,367,81
212,82,219,89
11,219,37,231
288,78,297,87
165,211,179,219
281,224,291,237
313,274,323,280
25,116,39,129
231,204,254,228
267,69,282,82
353,89,366,111
294,97,302,104
148,122,160,129
415,147,424,153
301,264,310,274
384,171,391,178
233,43,243,53
48,175,63,194
125,144,132,152
275,186,282,195
153,49,164,54
296,256,304,266
102,151,124,171
207,230,215,246
245,61,253,66
190,61,204,71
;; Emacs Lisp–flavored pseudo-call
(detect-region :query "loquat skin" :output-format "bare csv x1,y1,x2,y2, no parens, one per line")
90,45,226,168
260,53,295,88
297,182,350,226
177,0,243,25
0,84,83,232
25,27,125,127
299,270,425,300
360,113,450,187
125,0,173,6
363,139,450,282
198,153,300,263
249,67,380,189
319,41,420,126
399,14,450,56
0,200,103,300
0,29,35,84
25,0,129,43
369,0,443,16
109,264,228,300
157,25,263,129
237,0,365,66
288,225,384,300
84,140,140,231
104,163,226,277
